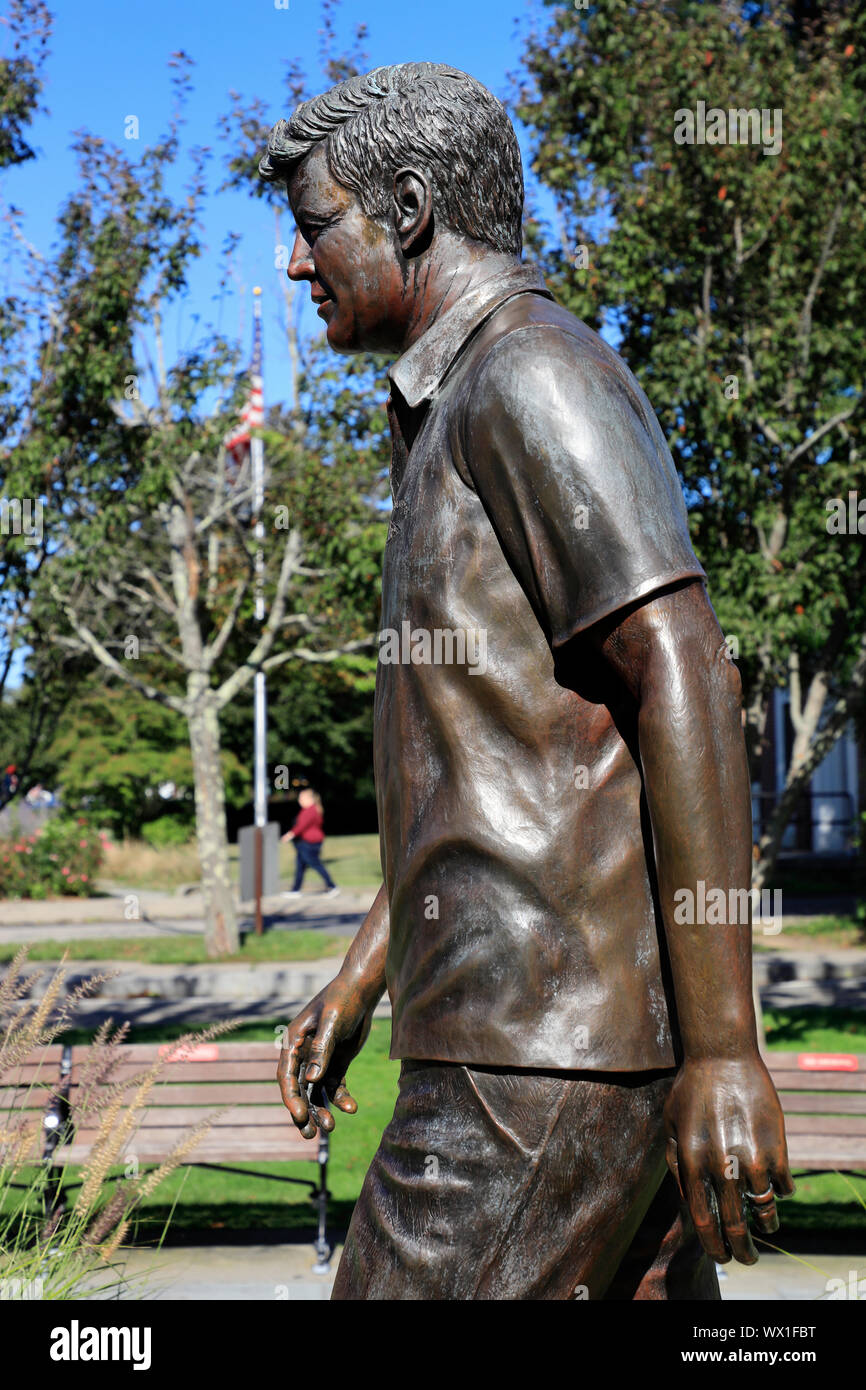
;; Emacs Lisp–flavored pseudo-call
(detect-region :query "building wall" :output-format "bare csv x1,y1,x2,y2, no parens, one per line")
751,687,860,854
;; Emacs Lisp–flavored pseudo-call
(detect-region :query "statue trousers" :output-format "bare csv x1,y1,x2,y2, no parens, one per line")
332,1058,721,1300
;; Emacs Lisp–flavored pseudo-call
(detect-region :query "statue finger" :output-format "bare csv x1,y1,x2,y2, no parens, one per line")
742,1170,780,1237
325,1074,358,1114
681,1154,729,1264
714,1176,759,1265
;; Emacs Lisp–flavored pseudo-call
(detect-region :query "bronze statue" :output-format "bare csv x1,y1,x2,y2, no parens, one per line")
262,62,793,1300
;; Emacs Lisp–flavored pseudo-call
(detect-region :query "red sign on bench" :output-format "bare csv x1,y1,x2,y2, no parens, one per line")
158,1043,220,1063
797,1053,859,1072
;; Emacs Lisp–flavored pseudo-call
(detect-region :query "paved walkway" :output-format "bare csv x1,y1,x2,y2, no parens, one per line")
94,1241,342,1301
90,1243,863,1301
0,889,854,934
0,886,374,940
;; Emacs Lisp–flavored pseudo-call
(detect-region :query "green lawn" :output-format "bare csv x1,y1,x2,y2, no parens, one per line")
753,914,864,951
0,929,347,965
763,1007,866,1051
98,832,382,895
19,1009,860,1248
310,834,381,889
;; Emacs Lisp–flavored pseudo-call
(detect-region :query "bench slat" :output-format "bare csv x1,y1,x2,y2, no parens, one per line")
782,1114,866,1137
778,1092,866,1115
65,1105,310,1128
1,1062,64,1085
11,1047,65,1065
769,1072,866,1093
56,1139,318,1165
77,1083,288,1106
55,1126,316,1163
785,1135,866,1167
768,1052,863,1069
70,1061,282,1084
0,1087,56,1108
69,1043,282,1063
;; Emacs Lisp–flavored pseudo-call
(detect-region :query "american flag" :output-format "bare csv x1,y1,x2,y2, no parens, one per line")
225,299,264,466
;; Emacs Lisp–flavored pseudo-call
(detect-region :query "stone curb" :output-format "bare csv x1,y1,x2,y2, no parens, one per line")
9,950,866,993
753,952,866,984
60,954,866,998
15,957,346,1001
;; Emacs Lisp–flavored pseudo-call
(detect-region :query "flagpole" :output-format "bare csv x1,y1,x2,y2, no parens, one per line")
252,286,267,936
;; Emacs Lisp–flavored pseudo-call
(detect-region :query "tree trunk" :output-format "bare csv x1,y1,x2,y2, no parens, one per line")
188,690,238,957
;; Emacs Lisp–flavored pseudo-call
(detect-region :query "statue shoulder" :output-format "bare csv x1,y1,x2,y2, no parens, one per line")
463,295,645,436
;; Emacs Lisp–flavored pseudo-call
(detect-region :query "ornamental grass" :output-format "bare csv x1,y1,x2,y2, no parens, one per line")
0,947,233,1298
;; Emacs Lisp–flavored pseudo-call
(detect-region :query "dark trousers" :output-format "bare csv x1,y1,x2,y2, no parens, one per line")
332,1058,720,1301
291,839,335,891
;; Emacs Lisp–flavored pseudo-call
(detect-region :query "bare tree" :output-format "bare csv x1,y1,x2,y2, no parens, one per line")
48,436,372,956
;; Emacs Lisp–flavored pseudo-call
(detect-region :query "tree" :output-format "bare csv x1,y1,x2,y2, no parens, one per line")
0,1,69,798
216,7,392,827
44,681,248,839
0,0,50,170
7,58,379,954
516,0,866,886
220,342,390,825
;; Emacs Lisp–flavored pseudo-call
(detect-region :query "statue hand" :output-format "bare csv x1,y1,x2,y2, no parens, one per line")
663,1055,795,1265
277,974,375,1140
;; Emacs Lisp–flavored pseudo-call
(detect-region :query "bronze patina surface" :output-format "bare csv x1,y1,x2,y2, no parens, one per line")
264,61,793,1300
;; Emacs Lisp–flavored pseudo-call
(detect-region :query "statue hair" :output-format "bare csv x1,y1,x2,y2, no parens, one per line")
259,62,524,255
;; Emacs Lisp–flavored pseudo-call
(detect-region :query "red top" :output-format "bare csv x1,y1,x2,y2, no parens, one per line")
291,804,325,843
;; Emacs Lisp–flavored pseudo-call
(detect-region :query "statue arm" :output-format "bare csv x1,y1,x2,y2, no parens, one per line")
277,881,389,1136
339,879,390,1008
590,577,794,1263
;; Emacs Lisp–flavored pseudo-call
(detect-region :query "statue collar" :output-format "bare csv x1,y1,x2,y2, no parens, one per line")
388,260,552,410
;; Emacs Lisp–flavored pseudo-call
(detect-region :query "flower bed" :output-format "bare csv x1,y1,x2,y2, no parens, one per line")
0,818,106,899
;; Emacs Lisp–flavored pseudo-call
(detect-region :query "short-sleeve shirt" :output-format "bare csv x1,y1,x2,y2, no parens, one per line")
375,261,706,1071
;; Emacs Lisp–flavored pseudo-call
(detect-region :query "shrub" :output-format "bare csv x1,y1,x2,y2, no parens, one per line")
0,818,105,900
140,815,194,850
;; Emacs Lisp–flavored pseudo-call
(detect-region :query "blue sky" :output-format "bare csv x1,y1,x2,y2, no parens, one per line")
2,0,555,410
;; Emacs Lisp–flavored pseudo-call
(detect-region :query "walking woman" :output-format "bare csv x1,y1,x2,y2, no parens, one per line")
281,788,339,897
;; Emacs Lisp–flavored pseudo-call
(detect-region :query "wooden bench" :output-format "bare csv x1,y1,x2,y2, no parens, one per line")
7,1044,860,1261
3,1041,331,1270
766,1051,866,1173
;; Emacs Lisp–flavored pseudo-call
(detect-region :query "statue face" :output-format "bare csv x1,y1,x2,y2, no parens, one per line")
286,143,404,354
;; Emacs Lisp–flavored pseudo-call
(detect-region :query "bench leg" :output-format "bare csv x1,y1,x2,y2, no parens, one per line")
312,1133,331,1274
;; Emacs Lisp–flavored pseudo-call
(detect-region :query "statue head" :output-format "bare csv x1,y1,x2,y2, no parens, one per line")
260,62,524,354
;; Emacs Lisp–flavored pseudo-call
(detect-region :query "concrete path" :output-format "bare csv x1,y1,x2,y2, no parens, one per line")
94,1241,342,1301
0,888,850,934
720,1252,865,1302
90,1243,863,1301
0,887,375,940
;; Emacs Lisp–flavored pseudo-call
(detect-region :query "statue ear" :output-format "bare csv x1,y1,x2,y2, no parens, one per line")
392,168,433,254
